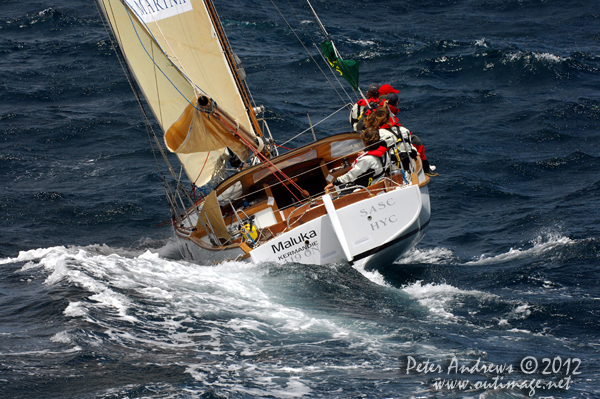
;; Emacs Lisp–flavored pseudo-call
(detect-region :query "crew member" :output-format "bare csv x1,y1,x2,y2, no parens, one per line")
325,128,389,192
364,104,416,172
380,86,439,177
349,83,381,131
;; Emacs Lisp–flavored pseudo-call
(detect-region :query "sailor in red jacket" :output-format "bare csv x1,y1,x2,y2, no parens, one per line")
349,83,381,131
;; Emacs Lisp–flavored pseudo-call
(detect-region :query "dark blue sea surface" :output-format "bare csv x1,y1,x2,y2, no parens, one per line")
1,0,599,398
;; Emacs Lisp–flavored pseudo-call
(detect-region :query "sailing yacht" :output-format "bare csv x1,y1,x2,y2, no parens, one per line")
96,0,431,269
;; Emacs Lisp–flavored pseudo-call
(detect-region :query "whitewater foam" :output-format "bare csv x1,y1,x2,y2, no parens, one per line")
466,232,575,265
395,247,454,265
402,281,497,321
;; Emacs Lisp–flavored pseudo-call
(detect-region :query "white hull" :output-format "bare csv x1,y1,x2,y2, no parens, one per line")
175,171,430,270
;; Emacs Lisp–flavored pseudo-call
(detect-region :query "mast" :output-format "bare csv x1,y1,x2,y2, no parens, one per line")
203,0,264,139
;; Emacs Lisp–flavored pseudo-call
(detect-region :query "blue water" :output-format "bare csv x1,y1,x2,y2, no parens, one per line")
1,0,599,398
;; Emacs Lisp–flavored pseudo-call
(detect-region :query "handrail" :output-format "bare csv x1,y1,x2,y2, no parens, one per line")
286,200,315,229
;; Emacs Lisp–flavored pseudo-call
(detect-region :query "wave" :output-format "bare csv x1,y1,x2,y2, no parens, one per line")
465,231,575,265
1,244,458,397
396,247,455,265
402,280,498,321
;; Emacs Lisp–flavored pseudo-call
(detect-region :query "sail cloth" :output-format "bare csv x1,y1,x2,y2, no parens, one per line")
123,0,255,136
321,41,360,91
165,97,249,161
197,190,231,242
97,0,258,186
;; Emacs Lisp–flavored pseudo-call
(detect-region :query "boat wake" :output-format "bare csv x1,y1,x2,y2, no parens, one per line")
2,238,588,397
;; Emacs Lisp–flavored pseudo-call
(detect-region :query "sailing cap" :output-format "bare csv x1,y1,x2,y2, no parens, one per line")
379,84,399,95
367,83,379,95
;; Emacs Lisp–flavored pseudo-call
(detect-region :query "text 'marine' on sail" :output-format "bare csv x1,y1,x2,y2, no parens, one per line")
98,0,262,187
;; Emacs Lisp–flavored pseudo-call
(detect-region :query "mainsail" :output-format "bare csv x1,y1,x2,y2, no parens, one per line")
97,0,261,186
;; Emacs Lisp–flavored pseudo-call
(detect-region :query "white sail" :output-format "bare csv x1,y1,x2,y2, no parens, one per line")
97,0,258,186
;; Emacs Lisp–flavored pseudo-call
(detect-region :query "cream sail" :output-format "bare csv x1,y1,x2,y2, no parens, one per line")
97,0,259,186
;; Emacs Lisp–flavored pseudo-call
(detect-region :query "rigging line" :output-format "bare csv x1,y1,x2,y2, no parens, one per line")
304,0,330,40
213,113,305,202
120,4,263,191
124,7,197,109
269,0,347,105
194,151,212,185
279,103,350,146
101,1,196,213
214,113,304,199
144,4,197,95
218,141,368,212
313,42,358,106
313,42,357,103
96,1,175,183
284,0,355,105
203,0,264,138
206,0,255,109
124,1,207,96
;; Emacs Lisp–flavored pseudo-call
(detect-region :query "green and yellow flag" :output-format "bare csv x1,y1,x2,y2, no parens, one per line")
321,41,359,91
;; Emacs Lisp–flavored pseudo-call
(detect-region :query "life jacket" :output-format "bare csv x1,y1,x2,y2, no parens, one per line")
380,127,410,149
353,145,389,187
350,97,381,130
361,98,387,119
376,126,413,171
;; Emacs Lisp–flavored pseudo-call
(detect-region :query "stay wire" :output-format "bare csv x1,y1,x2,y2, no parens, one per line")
285,0,355,105
96,0,194,214
279,103,350,146
269,0,348,107
298,0,356,104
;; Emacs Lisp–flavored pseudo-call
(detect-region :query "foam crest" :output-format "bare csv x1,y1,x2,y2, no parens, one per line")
352,264,390,287
503,51,566,64
403,281,496,321
466,232,574,265
6,244,454,397
395,247,454,265
0,246,67,265
15,246,347,336
475,38,488,47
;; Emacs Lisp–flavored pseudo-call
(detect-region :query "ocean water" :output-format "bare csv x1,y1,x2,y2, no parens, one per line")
1,0,599,398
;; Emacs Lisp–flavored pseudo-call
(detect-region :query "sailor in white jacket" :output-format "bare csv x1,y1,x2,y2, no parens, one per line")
325,128,389,192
